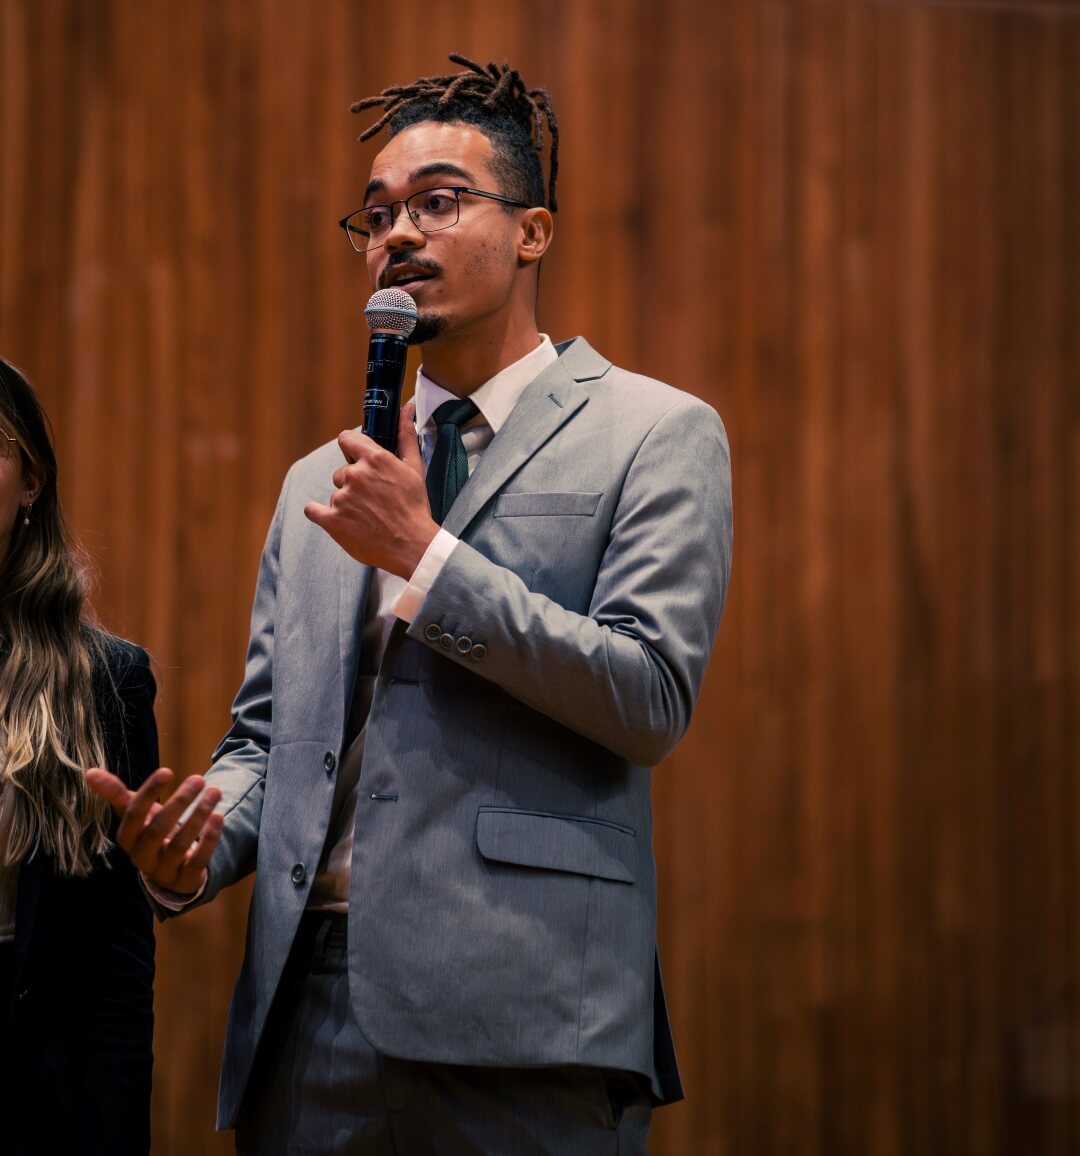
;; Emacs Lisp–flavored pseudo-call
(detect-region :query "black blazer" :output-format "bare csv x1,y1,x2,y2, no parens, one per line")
2,638,158,1156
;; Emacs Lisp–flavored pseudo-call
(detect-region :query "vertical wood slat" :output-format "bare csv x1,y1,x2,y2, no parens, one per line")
1,2,1077,1153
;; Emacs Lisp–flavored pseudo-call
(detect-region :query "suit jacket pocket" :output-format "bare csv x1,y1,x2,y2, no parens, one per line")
493,491,602,518
476,807,636,883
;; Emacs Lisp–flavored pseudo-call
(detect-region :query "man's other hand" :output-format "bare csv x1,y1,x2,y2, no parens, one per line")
86,767,223,896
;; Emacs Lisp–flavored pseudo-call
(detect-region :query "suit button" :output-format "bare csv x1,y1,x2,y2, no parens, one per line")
439,632,454,650
424,623,442,641
323,751,336,774
455,636,473,655
290,863,306,885
470,644,487,661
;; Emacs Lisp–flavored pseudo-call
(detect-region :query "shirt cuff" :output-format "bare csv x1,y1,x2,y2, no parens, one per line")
141,871,207,911
392,528,460,623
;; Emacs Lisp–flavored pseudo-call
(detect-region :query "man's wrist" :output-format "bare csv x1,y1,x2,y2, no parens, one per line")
392,527,460,622
140,870,208,911
392,520,440,580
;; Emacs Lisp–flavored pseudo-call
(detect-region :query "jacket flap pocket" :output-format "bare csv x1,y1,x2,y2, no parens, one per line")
476,807,635,883
493,491,602,518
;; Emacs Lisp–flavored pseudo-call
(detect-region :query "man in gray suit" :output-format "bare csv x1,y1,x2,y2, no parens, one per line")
89,55,732,1155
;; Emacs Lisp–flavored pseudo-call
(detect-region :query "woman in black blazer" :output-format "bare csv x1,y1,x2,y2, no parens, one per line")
0,358,157,1156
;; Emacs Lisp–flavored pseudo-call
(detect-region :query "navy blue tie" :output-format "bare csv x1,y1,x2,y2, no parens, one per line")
426,398,479,524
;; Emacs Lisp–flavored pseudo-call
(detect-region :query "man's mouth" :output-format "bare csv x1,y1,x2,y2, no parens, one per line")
382,263,439,292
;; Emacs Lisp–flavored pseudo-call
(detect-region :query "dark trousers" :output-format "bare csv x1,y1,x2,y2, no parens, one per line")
235,912,652,1156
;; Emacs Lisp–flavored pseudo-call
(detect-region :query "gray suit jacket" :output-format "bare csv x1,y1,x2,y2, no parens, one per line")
197,337,733,1128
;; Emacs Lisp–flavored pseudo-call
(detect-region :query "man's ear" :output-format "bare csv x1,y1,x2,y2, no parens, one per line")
518,207,554,266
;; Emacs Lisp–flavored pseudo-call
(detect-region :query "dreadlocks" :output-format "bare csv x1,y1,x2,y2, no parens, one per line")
350,54,559,212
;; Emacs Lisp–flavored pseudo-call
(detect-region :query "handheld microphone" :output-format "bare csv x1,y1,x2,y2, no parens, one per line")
362,288,419,453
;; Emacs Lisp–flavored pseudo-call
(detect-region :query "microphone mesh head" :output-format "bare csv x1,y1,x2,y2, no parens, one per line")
365,287,419,336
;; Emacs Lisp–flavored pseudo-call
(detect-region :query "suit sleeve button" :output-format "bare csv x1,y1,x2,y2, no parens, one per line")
291,863,306,885
470,644,487,661
455,636,473,655
439,632,454,650
424,623,442,641
323,751,336,773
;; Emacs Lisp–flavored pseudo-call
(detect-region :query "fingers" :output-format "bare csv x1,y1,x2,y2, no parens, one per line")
176,811,225,891
328,434,376,503
338,428,369,464
112,768,176,849
304,499,333,528
157,783,223,876
85,767,135,813
308,438,380,528
339,422,419,472
128,773,208,862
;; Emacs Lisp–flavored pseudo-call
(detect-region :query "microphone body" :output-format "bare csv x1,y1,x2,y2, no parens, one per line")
362,333,409,452
361,288,419,453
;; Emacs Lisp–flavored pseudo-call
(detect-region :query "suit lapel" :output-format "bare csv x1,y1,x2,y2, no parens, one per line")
441,339,609,538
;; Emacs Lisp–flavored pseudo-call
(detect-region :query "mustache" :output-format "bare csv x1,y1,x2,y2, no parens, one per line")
379,255,441,290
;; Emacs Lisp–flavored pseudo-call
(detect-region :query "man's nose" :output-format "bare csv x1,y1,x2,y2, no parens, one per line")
383,204,424,252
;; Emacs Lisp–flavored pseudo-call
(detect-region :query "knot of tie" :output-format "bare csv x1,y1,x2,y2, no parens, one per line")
426,398,480,524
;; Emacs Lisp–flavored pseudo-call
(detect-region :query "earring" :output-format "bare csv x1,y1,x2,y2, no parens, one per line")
21,501,32,527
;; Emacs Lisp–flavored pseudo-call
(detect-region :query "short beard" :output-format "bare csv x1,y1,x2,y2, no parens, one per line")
407,313,447,345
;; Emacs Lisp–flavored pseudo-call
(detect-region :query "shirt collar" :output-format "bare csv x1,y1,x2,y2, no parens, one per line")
413,335,558,435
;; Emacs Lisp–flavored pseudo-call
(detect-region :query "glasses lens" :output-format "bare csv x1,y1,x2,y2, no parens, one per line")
343,213,373,253
405,188,460,234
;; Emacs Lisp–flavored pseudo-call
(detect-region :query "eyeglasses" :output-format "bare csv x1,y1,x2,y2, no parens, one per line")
339,185,531,253
0,427,15,463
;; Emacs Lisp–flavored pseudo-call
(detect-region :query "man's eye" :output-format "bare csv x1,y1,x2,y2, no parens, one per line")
422,192,456,214
364,207,391,231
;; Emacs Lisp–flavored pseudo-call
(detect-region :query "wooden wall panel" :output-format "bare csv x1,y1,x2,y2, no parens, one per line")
1,1,1077,1153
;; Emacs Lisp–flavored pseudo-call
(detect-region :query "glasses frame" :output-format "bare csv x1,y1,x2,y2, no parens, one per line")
0,427,16,463
339,185,532,253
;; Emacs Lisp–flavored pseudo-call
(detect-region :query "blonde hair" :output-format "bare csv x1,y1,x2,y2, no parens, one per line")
0,359,111,876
